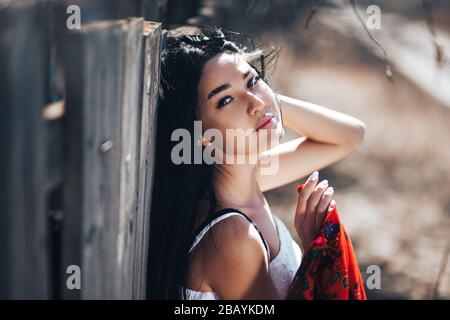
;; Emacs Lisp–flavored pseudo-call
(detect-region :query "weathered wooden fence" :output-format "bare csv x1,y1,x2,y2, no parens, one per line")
61,17,161,300
0,0,196,299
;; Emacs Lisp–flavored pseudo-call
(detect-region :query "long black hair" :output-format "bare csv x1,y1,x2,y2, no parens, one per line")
146,25,280,300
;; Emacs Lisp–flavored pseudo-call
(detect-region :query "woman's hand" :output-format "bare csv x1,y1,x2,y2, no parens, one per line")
294,171,336,251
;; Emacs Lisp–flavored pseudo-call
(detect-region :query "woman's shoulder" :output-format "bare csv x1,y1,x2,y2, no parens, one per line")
199,213,275,297
190,210,269,272
199,212,268,259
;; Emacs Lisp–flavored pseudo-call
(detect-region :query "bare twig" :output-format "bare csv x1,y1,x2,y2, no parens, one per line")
348,0,393,82
431,238,450,300
304,0,327,30
422,0,447,69
304,7,319,30
237,0,262,30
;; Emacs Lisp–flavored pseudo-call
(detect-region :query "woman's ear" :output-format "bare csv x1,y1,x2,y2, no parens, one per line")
200,136,212,147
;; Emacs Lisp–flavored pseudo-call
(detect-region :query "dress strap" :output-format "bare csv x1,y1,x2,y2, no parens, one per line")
189,208,271,261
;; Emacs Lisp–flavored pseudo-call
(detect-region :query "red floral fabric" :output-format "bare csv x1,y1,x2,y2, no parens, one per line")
286,205,367,300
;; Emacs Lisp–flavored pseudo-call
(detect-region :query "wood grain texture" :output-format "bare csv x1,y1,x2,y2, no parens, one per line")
0,0,50,299
117,17,144,299
133,21,162,299
62,18,146,299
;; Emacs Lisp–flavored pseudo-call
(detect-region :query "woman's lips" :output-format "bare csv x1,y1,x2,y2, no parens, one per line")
255,114,275,131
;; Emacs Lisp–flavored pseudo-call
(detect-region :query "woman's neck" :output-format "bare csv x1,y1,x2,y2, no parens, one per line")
213,162,266,210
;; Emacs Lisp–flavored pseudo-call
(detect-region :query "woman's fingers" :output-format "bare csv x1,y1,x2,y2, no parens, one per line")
295,171,319,220
315,185,334,214
306,180,330,213
307,180,332,228
294,171,338,247
315,187,335,228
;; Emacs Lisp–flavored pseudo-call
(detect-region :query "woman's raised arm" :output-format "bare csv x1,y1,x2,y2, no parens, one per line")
257,94,366,192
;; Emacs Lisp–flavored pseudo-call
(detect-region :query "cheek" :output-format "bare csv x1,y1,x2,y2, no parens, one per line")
213,109,249,133
197,107,225,133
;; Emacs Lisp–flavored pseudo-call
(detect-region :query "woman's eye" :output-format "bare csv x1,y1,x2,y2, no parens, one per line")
216,75,260,108
247,75,261,88
217,96,233,108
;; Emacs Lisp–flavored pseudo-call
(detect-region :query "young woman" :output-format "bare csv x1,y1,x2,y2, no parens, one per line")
146,25,366,300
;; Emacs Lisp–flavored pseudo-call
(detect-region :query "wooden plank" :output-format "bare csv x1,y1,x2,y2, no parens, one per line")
0,0,49,299
117,18,144,299
61,17,145,299
132,21,162,299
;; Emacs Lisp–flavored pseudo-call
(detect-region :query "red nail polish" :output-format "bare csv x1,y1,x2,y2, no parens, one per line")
297,183,304,193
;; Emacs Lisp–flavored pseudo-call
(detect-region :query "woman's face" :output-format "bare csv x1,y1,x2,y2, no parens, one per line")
197,52,283,160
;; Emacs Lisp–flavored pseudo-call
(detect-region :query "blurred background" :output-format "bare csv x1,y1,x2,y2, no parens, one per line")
1,0,449,300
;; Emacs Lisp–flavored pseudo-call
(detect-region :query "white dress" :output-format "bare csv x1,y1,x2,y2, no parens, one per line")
184,209,302,300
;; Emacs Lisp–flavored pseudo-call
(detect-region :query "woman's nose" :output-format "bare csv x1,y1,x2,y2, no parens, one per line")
246,91,265,116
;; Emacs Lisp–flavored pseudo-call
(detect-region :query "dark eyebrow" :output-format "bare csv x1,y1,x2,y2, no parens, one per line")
206,69,253,101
